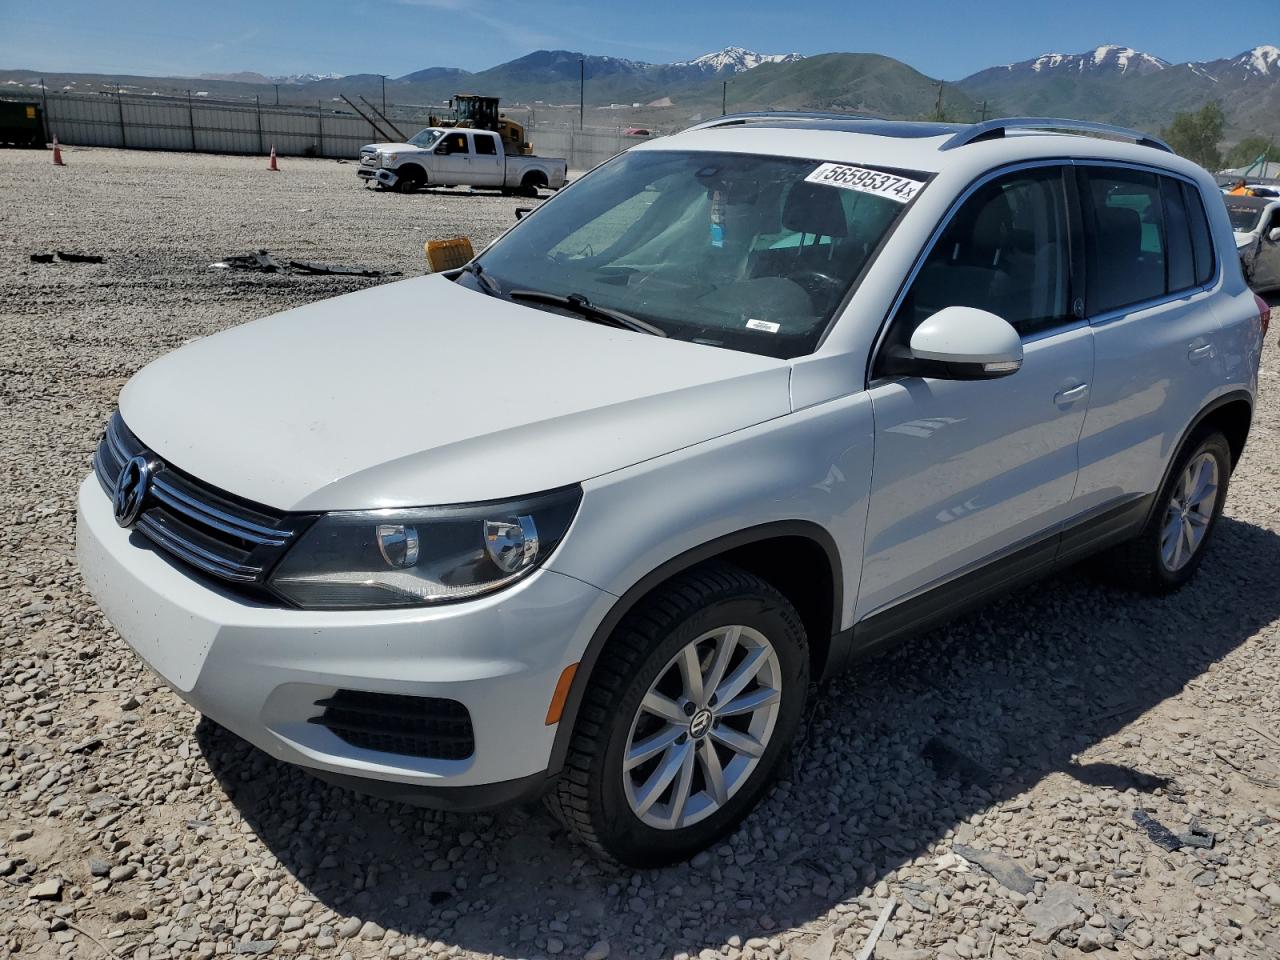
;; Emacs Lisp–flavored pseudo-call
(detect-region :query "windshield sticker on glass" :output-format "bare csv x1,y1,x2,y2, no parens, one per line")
804,163,924,203
746,319,780,333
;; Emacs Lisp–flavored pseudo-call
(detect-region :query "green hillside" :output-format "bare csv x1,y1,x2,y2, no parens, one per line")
714,53,979,119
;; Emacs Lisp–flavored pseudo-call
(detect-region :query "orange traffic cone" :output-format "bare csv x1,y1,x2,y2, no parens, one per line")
52,137,65,166
268,145,279,171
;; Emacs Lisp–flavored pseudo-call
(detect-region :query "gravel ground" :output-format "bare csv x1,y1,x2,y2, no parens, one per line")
2,145,1279,960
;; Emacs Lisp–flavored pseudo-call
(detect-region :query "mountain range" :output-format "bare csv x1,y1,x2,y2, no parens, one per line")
3,43,1279,139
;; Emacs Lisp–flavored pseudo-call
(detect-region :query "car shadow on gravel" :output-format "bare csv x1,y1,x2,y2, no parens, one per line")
198,514,1280,958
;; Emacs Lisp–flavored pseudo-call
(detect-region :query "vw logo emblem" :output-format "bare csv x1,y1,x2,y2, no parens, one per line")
689,709,713,740
113,454,153,528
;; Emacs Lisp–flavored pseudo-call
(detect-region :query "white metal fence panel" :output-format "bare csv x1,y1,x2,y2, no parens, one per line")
7,91,395,159
3,91,646,170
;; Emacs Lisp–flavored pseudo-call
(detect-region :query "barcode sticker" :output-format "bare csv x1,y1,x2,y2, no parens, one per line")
804,163,924,203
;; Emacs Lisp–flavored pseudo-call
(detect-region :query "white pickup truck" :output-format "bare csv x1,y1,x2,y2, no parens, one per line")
357,127,568,196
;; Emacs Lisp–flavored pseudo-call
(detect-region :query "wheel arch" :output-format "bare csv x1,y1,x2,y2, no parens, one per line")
1143,390,1253,527
397,162,427,183
547,520,842,775
522,168,549,187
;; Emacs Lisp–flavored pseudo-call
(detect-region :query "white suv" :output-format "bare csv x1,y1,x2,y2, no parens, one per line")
78,115,1267,866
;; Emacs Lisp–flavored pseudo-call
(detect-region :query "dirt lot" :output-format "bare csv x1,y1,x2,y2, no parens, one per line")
1,145,1279,960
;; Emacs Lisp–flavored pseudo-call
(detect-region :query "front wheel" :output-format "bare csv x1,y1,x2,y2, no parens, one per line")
549,564,809,866
1097,430,1231,593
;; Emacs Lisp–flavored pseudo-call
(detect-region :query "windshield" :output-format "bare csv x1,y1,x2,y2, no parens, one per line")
1226,202,1265,232
408,128,443,148
463,150,925,358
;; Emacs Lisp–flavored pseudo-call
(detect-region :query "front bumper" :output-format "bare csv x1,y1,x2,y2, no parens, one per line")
75,474,611,804
357,165,398,187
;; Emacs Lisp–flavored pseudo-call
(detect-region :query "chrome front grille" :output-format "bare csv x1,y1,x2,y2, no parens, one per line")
93,412,310,587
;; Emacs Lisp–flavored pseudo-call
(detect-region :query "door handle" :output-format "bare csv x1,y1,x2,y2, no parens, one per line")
1054,383,1089,404
1187,343,1214,362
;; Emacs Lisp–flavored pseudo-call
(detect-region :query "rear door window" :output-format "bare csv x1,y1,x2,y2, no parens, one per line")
474,134,498,156
1081,168,1166,314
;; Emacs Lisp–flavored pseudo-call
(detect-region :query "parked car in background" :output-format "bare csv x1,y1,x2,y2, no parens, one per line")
357,127,566,196
80,114,1265,867
1227,194,1280,292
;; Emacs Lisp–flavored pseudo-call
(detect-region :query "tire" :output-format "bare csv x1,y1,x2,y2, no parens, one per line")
548,563,809,867
1096,429,1231,593
396,166,424,193
521,174,546,198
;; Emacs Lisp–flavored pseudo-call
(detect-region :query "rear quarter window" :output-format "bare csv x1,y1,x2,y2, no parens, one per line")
1180,182,1215,286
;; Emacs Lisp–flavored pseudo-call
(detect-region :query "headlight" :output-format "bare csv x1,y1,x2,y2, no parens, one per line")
382,153,398,167
269,486,581,609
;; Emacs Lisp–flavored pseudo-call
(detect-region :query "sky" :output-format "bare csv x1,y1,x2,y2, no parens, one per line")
1,0,1276,81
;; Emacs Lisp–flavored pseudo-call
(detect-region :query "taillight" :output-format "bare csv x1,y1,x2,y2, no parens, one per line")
1254,293,1272,337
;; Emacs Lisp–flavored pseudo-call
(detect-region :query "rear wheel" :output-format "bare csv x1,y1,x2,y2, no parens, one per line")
521,173,546,198
1097,430,1231,593
549,564,809,866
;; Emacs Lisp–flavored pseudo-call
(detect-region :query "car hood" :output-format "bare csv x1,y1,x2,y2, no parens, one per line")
362,142,418,153
119,275,792,512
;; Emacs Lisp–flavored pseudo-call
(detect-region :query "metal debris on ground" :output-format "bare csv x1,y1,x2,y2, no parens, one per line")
1132,808,1183,851
286,258,397,277
31,252,105,264
210,249,397,278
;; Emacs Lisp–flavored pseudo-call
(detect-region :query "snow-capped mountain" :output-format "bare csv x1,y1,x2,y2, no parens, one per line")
1002,45,1169,77
671,46,804,75
273,72,346,84
1192,44,1280,80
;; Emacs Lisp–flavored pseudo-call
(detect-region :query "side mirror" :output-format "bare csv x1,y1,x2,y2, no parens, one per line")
905,306,1023,379
1268,227,1280,242
515,207,533,220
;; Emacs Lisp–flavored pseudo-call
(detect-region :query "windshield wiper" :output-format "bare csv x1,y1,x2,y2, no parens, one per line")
458,261,503,298
507,290,666,337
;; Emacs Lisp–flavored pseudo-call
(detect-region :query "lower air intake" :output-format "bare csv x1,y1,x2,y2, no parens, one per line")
309,689,475,761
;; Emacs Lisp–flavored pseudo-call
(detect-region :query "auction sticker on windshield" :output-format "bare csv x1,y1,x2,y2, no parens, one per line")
804,163,924,203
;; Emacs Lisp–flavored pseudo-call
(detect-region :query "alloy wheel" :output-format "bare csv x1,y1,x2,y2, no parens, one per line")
1160,451,1219,572
621,625,782,830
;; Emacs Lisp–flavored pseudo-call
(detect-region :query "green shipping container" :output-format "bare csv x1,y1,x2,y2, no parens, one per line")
0,101,45,148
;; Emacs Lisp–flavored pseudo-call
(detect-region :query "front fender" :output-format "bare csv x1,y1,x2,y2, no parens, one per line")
542,391,875,773
549,392,873,628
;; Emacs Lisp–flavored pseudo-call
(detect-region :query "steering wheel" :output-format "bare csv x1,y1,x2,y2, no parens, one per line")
790,268,844,303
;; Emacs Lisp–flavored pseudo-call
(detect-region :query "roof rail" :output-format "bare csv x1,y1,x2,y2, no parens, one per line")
683,111,881,133
940,117,1172,153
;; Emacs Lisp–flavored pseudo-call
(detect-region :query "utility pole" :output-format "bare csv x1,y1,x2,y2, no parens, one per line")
980,100,989,122
381,74,386,116
39,76,50,145
933,80,945,122
578,57,585,131
722,80,728,116
274,83,279,106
